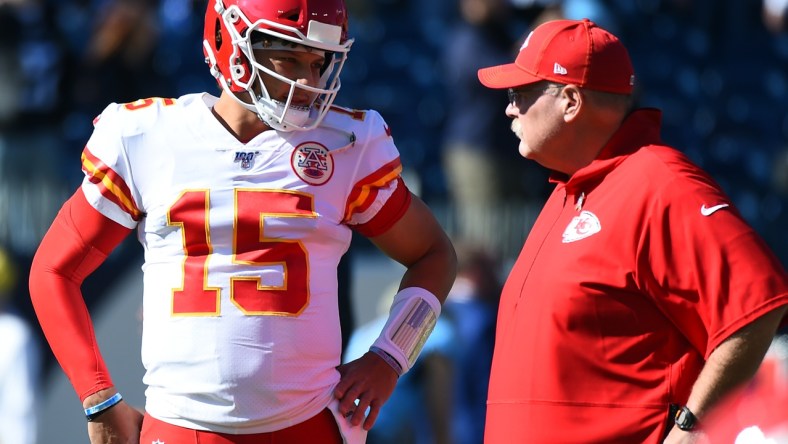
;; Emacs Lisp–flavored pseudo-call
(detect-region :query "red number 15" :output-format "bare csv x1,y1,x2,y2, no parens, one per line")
167,189,315,317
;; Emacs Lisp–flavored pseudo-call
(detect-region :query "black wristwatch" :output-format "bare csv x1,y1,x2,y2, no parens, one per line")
674,405,698,431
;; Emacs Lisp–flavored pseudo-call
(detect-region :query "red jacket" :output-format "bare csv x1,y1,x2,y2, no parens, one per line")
485,109,788,443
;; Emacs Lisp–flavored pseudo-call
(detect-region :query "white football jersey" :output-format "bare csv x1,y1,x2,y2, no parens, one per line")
80,93,408,433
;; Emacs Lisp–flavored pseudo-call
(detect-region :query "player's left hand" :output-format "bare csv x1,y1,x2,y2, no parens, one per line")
663,427,708,444
86,401,143,444
334,351,399,430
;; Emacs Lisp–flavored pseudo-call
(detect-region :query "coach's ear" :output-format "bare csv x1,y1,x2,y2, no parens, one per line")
560,84,582,122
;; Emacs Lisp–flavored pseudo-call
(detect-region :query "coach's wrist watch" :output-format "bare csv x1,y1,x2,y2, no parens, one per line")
674,405,698,431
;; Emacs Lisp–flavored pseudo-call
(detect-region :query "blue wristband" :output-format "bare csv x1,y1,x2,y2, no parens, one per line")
84,392,123,422
370,346,403,376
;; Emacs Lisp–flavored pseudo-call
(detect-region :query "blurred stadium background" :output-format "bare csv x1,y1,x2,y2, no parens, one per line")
1,0,787,442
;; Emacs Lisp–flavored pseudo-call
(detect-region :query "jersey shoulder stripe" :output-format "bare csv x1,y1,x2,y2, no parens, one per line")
82,96,186,225
81,146,143,221
352,177,411,237
343,157,402,222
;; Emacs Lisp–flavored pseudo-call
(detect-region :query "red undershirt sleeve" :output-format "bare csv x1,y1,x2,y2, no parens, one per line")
29,189,133,401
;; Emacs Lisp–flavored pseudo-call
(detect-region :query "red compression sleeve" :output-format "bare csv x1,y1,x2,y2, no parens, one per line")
29,189,132,401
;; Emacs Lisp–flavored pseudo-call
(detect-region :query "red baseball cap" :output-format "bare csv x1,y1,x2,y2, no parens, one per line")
477,19,635,94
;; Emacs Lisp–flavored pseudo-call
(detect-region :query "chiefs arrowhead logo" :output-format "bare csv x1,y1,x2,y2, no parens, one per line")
562,210,601,243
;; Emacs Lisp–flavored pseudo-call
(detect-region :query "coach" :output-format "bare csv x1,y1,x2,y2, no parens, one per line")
477,18,788,443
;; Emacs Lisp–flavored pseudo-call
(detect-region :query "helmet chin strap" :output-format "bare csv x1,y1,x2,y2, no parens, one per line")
216,73,314,132
242,59,324,132
253,97,312,132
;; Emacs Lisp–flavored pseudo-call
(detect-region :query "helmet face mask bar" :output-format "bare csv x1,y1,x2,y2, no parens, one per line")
203,0,353,132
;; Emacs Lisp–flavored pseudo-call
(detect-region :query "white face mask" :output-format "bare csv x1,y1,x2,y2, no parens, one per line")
207,4,353,131
254,97,312,131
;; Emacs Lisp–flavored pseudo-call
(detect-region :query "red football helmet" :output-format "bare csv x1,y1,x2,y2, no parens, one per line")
203,0,353,131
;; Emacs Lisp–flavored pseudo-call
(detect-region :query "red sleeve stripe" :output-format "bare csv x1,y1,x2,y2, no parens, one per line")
353,187,380,215
81,148,143,221
352,178,411,237
343,158,402,222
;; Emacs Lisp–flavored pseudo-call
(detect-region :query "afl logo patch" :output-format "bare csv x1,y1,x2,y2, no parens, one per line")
291,142,334,186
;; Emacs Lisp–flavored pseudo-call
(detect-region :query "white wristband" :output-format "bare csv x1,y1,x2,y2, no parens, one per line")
370,287,441,375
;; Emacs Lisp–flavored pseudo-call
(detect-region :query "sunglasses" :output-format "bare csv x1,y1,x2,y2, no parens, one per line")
507,84,564,104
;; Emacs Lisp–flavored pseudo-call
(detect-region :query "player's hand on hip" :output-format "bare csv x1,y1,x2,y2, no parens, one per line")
334,351,399,430
87,401,144,444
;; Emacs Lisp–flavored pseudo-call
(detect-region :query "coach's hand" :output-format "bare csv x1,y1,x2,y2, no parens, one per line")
663,427,707,444
334,351,399,430
84,390,143,444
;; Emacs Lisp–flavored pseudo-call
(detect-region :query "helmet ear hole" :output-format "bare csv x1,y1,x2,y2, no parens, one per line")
231,64,246,81
214,18,222,50
280,7,300,23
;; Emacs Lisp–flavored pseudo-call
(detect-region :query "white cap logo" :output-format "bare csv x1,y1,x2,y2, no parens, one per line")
520,31,534,51
554,63,568,75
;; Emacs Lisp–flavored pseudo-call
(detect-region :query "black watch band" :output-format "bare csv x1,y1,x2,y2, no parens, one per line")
674,405,698,431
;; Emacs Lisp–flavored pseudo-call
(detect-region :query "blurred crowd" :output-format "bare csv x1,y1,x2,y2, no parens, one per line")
1,0,787,443
0,245,40,444
1,0,787,266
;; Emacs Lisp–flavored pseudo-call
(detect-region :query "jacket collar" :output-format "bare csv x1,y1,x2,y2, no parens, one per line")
550,108,663,190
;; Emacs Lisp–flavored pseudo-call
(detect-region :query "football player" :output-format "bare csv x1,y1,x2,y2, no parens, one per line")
29,0,457,443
